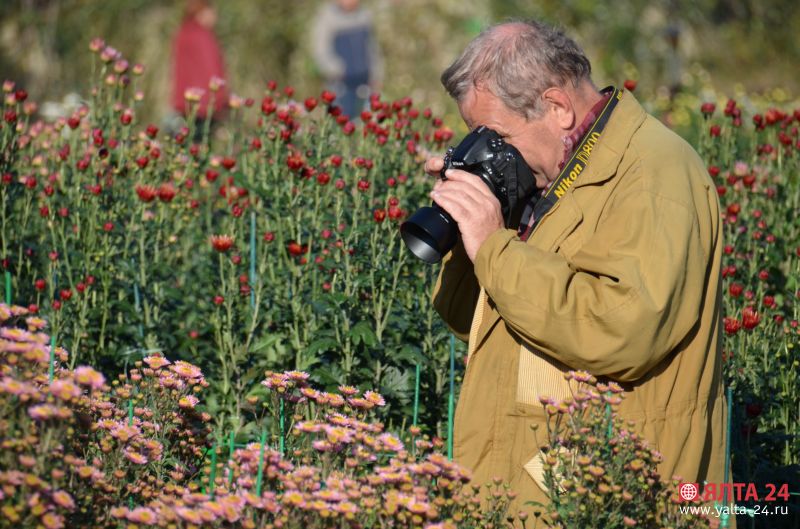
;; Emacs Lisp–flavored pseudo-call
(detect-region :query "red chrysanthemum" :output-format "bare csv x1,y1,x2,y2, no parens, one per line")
210,234,234,253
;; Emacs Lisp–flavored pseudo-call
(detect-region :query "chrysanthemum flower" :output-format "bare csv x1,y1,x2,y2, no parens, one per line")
77,466,95,479
363,390,385,407
28,404,58,421
126,507,158,524
334,500,359,516
25,317,47,331
567,370,596,384
262,372,289,390
176,506,203,524
282,491,306,507
74,366,105,390
124,448,148,465
294,421,322,434
286,370,310,382
41,512,64,529
178,395,199,409
324,425,355,445
52,490,75,510
111,423,142,443
0,327,35,342
143,354,170,369
587,464,605,478
378,433,404,452
135,184,157,202
184,88,205,102
325,393,345,407
0,378,26,396
347,397,373,410
210,234,234,253
338,385,358,396
170,360,203,380
312,440,333,452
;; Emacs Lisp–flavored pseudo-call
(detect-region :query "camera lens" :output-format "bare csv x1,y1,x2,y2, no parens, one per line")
400,205,458,264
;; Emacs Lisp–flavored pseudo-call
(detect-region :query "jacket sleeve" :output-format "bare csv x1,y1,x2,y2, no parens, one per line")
473,187,709,382
432,240,481,343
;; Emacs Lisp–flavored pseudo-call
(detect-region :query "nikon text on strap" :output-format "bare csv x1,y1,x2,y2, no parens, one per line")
519,86,622,240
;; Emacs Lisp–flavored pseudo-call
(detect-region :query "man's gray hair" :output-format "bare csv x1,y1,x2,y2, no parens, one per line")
441,20,592,118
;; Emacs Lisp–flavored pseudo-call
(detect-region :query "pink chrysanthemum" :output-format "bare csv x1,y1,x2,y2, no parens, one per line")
338,385,358,396
178,395,199,409
52,490,75,510
124,449,148,465
379,433,404,452
363,390,385,406
74,366,105,390
126,507,158,524
170,360,203,380
28,404,58,421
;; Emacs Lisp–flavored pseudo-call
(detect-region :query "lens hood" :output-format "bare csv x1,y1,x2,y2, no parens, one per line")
400,205,458,264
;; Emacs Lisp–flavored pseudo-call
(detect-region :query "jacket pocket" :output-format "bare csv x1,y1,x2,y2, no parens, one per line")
555,229,584,260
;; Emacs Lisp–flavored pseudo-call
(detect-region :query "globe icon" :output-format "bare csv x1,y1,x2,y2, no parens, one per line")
680,483,699,501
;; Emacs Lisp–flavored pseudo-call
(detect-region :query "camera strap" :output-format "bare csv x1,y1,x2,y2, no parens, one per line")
519,86,622,241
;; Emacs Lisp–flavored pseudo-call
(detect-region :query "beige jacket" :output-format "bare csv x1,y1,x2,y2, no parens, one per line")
433,91,730,519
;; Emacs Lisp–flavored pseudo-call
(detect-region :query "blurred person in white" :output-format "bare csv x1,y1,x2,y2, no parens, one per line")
311,0,383,118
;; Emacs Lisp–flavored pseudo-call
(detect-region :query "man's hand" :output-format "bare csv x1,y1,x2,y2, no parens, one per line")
425,157,504,262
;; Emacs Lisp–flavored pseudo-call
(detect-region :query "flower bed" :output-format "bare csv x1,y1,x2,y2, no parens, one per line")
0,304,514,528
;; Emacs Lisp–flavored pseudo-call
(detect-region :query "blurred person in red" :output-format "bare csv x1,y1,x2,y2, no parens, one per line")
171,0,228,127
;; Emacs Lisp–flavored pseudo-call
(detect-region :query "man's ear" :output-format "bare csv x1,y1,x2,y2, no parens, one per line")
542,87,575,131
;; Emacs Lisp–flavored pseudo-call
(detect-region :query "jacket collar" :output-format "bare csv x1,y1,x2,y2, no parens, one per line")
571,89,647,189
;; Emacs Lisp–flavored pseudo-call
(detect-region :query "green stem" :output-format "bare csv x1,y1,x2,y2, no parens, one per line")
255,427,268,496
448,334,455,460
413,363,421,427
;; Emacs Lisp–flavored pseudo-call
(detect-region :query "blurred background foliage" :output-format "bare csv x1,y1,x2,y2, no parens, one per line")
2,0,799,130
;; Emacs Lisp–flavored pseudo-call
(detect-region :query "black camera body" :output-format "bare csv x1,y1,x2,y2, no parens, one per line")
401,126,537,263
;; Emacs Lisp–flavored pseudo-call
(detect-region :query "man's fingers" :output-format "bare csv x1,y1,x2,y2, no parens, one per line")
424,157,445,175
431,186,492,225
443,169,497,201
431,190,476,223
436,173,501,209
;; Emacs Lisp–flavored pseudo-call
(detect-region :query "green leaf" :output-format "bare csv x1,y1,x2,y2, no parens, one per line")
306,337,339,356
380,366,412,403
251,334,282,354
350,320,377,347
315,365,345,387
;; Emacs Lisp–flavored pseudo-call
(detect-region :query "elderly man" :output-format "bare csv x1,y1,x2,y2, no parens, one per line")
429,19,729,516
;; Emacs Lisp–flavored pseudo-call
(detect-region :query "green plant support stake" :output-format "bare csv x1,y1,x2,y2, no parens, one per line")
447,334,455,460
255,427,267,497
48,334,55,383
412,363,420,427
133,282,144,338
208,442,218,498
4,270,10,304
128,399,134,426
719,385,734,529
279,399,285,455
249,210,256,309
228,430,235,486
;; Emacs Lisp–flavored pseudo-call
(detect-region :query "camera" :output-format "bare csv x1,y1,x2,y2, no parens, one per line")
400,126,537,263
